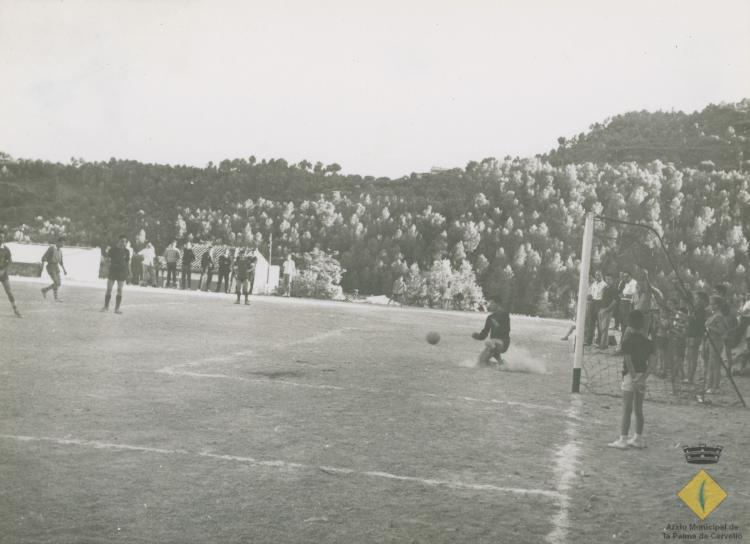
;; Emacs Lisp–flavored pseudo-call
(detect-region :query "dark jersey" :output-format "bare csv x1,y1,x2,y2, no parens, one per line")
218,255,231,272
601,284,618,308
43,245,63,267
686,306,707,338
476,311,511,341
621,331,654,375
0,245,11,272
181,248,195,269
236,256,251,279
201,251,214,269
108,246,131,275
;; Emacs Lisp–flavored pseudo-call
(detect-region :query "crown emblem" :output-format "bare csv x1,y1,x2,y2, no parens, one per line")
683,443,723,464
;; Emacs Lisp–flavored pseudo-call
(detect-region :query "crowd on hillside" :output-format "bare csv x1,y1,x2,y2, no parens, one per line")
563,269,750,393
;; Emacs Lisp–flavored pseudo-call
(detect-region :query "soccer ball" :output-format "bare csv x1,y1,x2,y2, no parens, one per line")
426,331,441,345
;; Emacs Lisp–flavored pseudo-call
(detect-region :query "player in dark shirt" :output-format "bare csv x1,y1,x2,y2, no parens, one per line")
215,251,231,293
609,309,654,450
0,229,22,317
234,249,253,305
180,243,195,290
471,300,511,366
101,235,131,314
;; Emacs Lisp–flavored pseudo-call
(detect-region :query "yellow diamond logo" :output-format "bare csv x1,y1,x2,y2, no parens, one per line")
677,470,727,520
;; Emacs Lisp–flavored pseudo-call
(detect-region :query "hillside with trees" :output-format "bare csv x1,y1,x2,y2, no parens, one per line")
2,100,749,316
545,100,750,171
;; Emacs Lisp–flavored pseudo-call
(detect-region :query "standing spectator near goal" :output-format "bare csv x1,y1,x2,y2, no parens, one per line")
720,296,739,376
215,249,232,293
632,272,653,337
704,296,729,394
597,273,618,349
653,305,673,377
101,235,130,314
180,242,195,290
199,242,215,291
282,254,296,297
608,309,654,450
586,270,607,346
130,246,143,286
735,301,750,374
669,299,689,382
618,272,637,332
163,241,180,288
139,242,156,286
684,291,709,384
0,229,22,317
40,237,67,302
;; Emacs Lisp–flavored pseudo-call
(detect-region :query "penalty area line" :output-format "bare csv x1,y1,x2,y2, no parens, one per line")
0,434,561,500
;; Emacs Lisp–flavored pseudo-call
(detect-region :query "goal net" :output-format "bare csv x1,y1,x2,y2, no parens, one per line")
576,215,746,407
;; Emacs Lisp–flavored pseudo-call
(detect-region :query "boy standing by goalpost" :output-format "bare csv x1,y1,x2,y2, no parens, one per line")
608,309,654,450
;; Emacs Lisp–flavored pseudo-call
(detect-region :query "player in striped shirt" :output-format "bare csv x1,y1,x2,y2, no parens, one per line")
0,229,22,317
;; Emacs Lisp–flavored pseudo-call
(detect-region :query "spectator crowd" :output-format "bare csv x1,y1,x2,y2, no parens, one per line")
573,269,750,394
101,235,297,299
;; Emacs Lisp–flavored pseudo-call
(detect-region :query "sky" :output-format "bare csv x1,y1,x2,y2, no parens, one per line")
1,0,748,178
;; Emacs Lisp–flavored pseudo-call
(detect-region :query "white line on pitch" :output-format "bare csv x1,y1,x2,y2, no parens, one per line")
285,327,355,346
0,434,561,500
544,395,583,544
157,350,255,376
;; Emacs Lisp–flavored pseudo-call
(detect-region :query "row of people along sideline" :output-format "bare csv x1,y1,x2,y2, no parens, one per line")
101,239,298,297
561,269,750,387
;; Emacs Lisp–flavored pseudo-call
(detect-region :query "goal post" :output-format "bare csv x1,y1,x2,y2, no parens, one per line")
572,212,594,393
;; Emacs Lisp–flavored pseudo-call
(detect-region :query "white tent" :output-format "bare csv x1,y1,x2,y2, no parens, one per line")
7,242,102,282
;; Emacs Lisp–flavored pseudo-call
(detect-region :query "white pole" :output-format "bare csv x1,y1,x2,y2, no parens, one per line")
572,212,594,393
267,233,272,294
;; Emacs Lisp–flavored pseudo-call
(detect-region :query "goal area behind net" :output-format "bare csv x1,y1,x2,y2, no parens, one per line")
574,214,746,407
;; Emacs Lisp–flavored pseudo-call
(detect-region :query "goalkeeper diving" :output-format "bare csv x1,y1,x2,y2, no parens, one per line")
472,299,511,366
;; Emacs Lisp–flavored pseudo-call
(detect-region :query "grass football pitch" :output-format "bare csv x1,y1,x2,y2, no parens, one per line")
1,281,748,544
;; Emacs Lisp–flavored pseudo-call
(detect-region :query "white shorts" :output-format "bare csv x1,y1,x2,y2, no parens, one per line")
621,373,646,394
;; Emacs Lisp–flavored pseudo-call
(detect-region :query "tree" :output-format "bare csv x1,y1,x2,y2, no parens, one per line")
291,248,344,299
